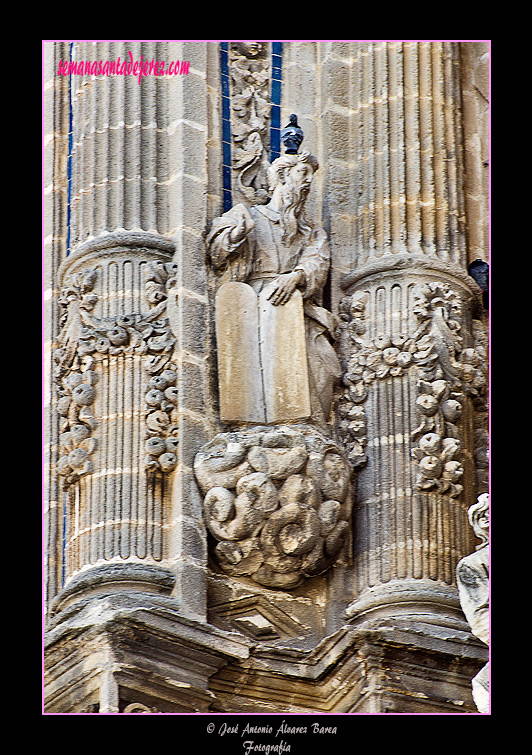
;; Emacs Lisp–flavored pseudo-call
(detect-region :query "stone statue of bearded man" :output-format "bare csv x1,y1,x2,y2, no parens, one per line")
207,151,341,426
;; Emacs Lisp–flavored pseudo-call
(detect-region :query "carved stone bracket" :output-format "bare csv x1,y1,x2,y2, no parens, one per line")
194,425,352,590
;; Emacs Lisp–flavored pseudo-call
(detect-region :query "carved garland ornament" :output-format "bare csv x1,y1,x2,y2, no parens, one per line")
336,283,488,497
194,426,352,590
54,261,179,487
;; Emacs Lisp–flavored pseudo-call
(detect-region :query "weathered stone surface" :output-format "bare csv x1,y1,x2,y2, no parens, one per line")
215,282,265,423
194,425,352,589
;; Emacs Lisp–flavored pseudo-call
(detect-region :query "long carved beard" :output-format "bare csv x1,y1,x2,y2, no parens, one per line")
279,184,312,246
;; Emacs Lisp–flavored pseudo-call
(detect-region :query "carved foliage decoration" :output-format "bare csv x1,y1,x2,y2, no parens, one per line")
54,261,179,487
229,42,271,205
336,290,418,470
336,283,488,498
142,263,179,477
411,283,487,497
194,426,352,589
54,268,100,488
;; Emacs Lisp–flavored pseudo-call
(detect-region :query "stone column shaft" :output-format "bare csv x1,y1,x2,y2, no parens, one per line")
322,42,488,627
49,42,212,621
337,265,485,626
69,41,172,244
350,41,466,265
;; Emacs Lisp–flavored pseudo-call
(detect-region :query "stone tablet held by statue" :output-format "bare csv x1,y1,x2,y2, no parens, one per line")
215,281,310,424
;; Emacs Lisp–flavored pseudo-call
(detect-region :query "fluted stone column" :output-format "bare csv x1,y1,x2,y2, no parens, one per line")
54,236,179,605
49,41,213,622
44,41,71,610
323,42,488,629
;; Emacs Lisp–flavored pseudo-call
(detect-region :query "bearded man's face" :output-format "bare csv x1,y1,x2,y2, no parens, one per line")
286,163,313,197
279,163,313,215
270,159,315,246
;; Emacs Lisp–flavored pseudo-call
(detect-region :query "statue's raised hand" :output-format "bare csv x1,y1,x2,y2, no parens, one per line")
228,205,255,244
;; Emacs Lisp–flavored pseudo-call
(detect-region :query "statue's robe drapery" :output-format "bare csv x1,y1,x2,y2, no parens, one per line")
207,203,341,425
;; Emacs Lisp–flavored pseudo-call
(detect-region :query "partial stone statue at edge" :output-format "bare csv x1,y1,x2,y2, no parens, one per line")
456,492,490,713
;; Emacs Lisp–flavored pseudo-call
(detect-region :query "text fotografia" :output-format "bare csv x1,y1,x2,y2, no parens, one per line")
208,720,339,752
56,52,190,84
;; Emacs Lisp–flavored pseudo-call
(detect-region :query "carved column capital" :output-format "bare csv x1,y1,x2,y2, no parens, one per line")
341,253,484,312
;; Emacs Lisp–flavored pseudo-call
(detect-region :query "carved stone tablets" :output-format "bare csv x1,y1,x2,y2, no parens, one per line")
215,282,310,424
259,283,310,423
215,282,265,423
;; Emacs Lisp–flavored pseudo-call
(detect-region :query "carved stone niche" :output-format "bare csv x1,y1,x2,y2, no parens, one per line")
194,425,352,590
